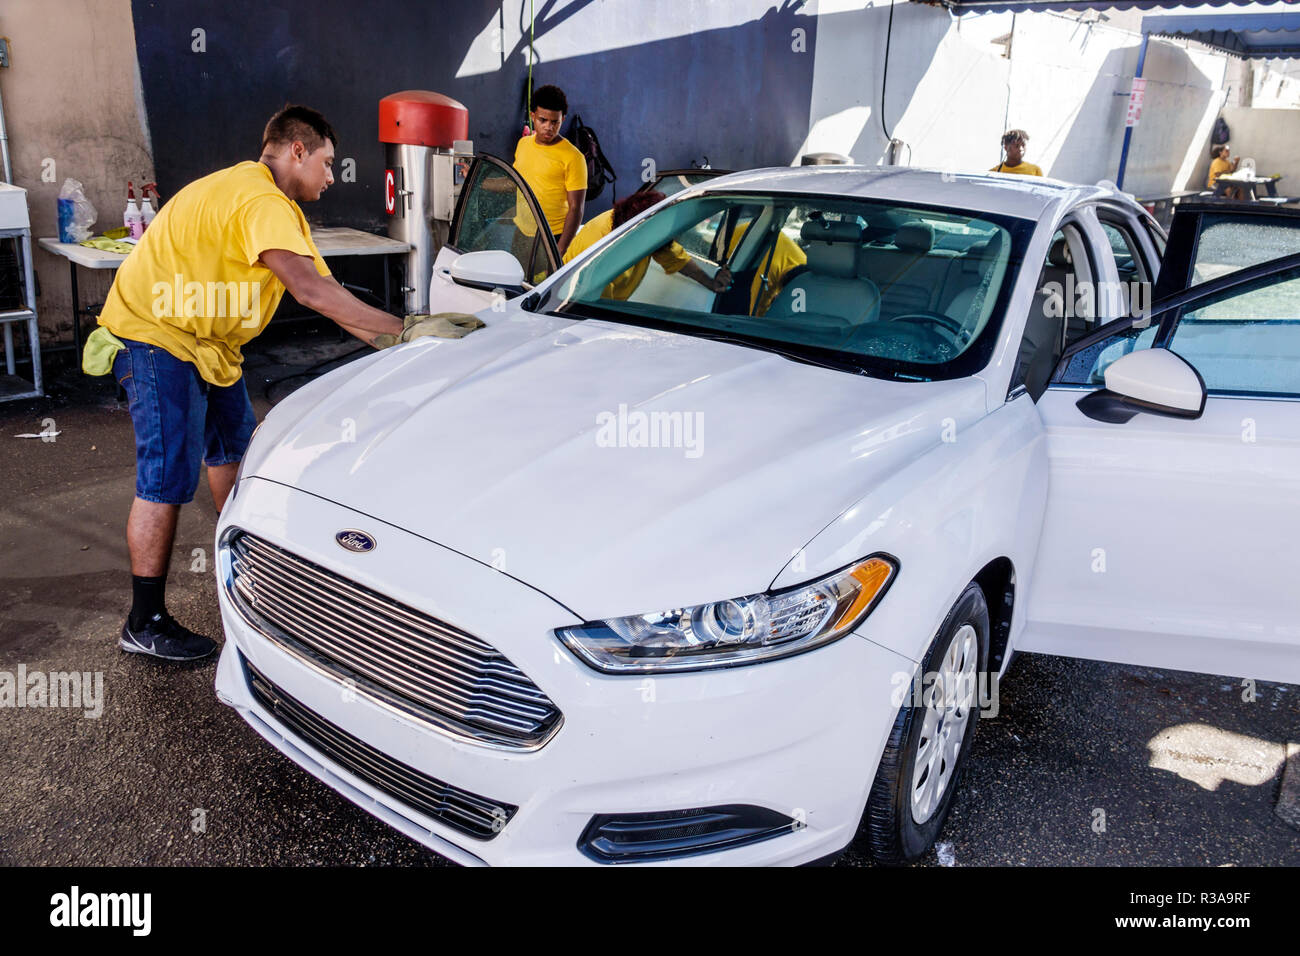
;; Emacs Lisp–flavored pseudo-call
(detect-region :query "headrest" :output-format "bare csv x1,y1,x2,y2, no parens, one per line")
895,221,934,254
806,241,857,278
800,219,864,244
1048,236,1071,267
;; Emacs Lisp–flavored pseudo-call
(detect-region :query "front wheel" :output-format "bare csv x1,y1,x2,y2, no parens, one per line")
862,583,990,864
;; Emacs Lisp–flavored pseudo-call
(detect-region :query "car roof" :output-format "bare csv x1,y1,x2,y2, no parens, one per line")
688,165,1124,221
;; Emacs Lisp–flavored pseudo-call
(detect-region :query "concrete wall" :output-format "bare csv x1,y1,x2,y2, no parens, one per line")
1,0,155,345
1219,106,1300,191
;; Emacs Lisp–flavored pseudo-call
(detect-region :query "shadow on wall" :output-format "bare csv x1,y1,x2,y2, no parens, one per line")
1112,42,1223,197
131,0,817,228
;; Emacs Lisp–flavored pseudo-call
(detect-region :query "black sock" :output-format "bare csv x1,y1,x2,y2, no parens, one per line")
129,575,167,630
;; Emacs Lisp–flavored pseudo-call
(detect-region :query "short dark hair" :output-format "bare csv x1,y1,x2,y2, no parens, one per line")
612,191,665,228
531,84,568,115
1002,129,1029,146
263,104,337,153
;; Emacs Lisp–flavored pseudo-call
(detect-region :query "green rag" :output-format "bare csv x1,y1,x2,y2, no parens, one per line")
374,312,486,349
82,327,126,376
79,236,137,255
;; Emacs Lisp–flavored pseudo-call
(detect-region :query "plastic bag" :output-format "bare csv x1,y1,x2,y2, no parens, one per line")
56,179,97,243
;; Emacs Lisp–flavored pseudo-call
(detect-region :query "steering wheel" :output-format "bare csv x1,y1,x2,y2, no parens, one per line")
886,310,965,337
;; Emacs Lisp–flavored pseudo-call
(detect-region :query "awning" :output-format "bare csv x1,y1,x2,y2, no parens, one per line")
1141,10,1300,58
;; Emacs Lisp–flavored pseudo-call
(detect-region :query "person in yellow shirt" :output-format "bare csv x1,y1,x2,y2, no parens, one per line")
562,191,730,299
990,129,1043,177
722,220,807,316
91,105,402,661
513,85,588,257
1207,144,1242,198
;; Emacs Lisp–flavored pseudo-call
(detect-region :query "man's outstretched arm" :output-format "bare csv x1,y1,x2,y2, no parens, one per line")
262,248,404,346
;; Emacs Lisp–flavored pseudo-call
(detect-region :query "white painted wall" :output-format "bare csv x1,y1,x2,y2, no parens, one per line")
800,1,1237,199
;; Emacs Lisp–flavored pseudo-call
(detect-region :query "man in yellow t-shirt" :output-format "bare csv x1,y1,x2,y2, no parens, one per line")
93,105,402,662
562,191,730,299
990,129,1043,177
512,85,588,256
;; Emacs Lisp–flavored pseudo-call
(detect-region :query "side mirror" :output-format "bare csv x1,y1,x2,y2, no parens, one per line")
1076,348,1206,424
448,250,526,294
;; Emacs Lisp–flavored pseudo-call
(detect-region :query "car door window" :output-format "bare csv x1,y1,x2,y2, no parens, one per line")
1012,226,1094,398
1055,319,1160,387
1191,212,1300,284
452,157,556,281
1166,267,1300,396
1098,220,1146,284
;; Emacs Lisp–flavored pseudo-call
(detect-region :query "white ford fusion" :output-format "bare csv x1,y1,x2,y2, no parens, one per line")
214,165,1300,865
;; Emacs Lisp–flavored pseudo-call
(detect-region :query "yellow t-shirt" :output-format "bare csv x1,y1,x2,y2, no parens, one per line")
1208,157,1234,188
98,161,330,386
990,162,1043,177
513,134,588,237
562,209,692,300
726,222,807,316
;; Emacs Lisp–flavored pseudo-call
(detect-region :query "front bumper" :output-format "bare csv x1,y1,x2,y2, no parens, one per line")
215,477,911,865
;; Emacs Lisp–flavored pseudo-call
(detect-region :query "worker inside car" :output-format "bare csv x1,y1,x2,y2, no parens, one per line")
563,191,731,299
716,216,807,316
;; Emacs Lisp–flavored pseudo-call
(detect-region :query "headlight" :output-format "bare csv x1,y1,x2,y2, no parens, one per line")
556,555,897,674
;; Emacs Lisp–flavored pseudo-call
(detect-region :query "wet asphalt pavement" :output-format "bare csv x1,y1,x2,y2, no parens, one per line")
1,329,1297,867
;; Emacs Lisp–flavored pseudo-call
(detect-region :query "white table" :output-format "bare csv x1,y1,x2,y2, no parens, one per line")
1212,173,1285,202
39,227,410,359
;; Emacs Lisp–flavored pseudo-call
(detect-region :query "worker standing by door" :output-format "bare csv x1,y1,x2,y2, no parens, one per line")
512,85,587,257
85,105,403,661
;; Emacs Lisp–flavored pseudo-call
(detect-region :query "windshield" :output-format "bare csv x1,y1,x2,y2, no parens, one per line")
548,192,1033,379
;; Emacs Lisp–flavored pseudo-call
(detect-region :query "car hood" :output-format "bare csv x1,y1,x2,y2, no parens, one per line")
250,313,985,621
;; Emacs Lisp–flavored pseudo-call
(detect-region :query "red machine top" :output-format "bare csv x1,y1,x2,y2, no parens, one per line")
378,91,469,148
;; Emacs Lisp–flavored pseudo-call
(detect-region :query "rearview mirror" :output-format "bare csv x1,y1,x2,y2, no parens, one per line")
449,250,526,294
1076,348,1206,424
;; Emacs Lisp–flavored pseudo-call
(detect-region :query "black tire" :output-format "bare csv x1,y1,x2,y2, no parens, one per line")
862,582,990,864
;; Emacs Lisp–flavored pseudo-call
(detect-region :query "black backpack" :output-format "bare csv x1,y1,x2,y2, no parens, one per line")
568,114,617,201
1212,116,1231,146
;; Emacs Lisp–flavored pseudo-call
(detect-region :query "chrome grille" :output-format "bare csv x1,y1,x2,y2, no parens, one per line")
244,657,515,839
225,530,562,749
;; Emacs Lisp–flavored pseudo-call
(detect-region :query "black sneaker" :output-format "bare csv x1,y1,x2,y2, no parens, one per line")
120,612,218,661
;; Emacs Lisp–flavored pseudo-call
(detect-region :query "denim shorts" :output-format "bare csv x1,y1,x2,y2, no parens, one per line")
112,338,258,505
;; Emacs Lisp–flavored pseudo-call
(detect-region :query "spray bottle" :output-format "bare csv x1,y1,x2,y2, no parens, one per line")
123,181,144,240
140,183,159,232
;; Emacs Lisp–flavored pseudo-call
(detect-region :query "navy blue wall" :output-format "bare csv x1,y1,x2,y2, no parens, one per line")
131,0,817,229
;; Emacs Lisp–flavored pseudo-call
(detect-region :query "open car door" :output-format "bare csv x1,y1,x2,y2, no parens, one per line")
430,153,561,314
1021,212,1300,685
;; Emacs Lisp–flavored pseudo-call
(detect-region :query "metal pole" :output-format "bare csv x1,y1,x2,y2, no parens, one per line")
1116,34,1149,192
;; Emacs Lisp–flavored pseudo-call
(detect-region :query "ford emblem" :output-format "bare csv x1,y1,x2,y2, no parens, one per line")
335,530,376,553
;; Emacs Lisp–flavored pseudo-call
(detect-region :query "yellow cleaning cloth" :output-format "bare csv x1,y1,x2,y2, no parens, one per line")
82,326,127,376
374,313,486,349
